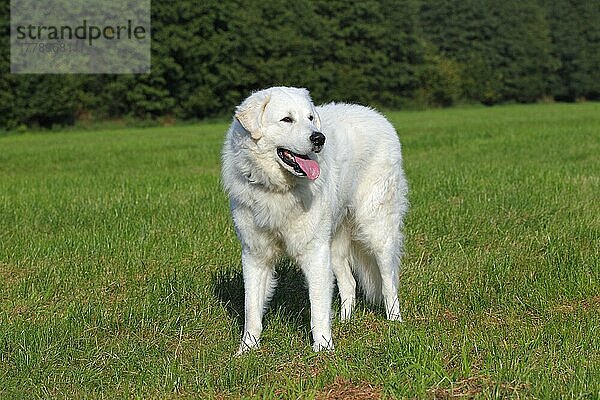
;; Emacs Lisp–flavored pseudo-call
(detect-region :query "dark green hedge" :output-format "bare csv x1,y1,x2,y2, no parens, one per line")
1,0,599,129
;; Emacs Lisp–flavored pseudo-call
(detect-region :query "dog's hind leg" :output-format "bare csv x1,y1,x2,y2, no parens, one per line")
331,222,356,321
374,235,403,321
353,168,406,321
355,226,402,321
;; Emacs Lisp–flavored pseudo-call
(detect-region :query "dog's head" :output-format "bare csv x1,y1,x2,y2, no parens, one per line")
235,87,324,181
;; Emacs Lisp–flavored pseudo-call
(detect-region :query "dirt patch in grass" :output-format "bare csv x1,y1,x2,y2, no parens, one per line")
553,296,600,313
581,296,600,310
0,262,29,286
316,377,382,400
427,376,529,399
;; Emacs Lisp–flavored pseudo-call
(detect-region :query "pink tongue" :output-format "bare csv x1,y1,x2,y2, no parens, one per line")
294,156,320,180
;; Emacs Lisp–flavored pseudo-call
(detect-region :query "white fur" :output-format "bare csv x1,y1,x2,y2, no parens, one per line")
221,87,408,354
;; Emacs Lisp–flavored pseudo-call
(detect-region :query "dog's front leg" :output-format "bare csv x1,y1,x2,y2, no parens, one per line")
300,244,335,351
237,250,275,355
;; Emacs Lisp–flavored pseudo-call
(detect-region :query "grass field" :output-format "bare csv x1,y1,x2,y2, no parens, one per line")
1,102,599,398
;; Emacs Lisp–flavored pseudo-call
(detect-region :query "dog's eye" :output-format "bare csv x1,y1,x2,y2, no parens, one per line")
308,115,314,121
280,117,294,123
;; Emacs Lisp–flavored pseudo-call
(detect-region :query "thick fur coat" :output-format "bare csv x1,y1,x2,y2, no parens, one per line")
221,87,408,353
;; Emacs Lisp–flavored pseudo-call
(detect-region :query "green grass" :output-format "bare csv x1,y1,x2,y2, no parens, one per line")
1,102,599,398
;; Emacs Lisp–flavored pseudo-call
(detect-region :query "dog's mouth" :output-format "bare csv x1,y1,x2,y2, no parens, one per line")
276,148,320,181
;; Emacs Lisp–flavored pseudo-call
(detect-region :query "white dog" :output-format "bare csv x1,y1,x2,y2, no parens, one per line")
221,87,408,353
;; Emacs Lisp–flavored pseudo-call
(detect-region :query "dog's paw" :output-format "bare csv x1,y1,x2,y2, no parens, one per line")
387,312,403,322
385,296,403,322
312,336,335,352
340,298,355,322
236,342,259,356
235,333,260,356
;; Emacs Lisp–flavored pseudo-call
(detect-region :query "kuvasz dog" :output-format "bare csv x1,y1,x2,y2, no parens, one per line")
221,87,408,353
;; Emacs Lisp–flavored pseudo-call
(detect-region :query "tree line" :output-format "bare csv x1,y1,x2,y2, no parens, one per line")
1,0,599,129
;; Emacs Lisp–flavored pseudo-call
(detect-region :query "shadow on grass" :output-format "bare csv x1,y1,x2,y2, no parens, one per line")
212,259,312,337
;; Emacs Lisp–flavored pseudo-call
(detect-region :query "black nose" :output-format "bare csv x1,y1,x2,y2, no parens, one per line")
310,131,326,147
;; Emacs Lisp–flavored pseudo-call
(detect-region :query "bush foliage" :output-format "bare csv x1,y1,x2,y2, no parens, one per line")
1,0,599,129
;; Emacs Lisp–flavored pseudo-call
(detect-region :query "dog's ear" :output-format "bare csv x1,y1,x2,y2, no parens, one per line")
235,90,271,140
